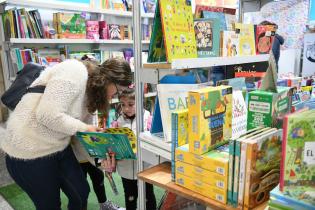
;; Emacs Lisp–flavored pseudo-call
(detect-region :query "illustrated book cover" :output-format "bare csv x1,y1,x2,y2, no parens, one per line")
76,127,136,160
234,23,256,56
194,18,220,57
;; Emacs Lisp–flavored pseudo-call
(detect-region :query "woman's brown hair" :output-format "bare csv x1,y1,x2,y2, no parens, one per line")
83,58,132,116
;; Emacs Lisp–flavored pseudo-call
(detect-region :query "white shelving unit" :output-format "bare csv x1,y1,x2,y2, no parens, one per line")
0,0,154,18
9,38,150,44
133,3,271,209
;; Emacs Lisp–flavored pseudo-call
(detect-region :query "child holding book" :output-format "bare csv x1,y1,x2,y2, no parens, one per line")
103,86,156,210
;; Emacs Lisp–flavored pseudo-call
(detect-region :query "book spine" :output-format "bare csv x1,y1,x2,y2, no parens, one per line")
243,143,254,208
17,10,25,38
279,116,288,191
171,112,178,182
188,92,200,154
13,9,21,38
33,10,45,38
232,140,240,206
8,10,15,38
227,139,235,205
22,9,34,38
238,141,247,207
14,48,23,71
21,15,29,38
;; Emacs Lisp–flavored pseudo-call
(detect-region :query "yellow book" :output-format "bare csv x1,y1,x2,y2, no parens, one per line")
176,173,227,204
188,86,232,155
234,23,256,56
175,144,229,177
175,161,228,190
159,0,197,62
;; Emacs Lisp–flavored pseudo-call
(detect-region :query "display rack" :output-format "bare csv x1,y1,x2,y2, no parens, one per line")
138,162,268,210
132,2,271,209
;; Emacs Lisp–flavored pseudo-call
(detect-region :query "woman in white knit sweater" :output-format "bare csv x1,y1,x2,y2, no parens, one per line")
1,58,132,210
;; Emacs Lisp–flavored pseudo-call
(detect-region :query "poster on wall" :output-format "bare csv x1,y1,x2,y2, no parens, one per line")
302,33,315,76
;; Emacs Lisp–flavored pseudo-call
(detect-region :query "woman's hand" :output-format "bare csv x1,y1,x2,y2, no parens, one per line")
86,125,103,132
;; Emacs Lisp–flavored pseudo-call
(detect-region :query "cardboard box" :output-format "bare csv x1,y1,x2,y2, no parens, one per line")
188,86,232,154
176,173,227,204
175,144,229,177
175,161,228,190
247,87,291,129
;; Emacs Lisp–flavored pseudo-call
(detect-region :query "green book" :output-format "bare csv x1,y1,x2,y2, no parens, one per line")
76,129,136,160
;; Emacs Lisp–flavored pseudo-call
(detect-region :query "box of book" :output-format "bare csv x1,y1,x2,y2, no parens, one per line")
175,161,227,190
55,13,86,39
86,20,99,39
176,173,227,204
188,86,232,155
171,109,189,181
175,144,229,177
243,129,282,209
280,110,315,207
247,87,291,130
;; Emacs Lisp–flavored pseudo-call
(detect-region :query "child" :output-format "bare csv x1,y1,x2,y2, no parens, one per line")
115,86,156,210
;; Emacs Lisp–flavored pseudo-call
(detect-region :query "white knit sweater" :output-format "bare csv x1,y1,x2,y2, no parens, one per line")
1,60,90,159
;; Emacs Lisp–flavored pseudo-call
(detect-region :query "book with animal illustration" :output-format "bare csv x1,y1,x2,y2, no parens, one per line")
76,127,136,160
256,25,276,54
243,129,282,209
280,110,315,206
148,0,197,63
194,18,220,57
234,23,255,56
188,85,232,155
54,12,86,39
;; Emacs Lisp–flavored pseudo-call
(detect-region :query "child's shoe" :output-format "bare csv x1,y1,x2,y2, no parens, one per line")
100,201,126,210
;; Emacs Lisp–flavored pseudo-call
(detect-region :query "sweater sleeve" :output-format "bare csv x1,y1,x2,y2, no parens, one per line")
36,77,88,136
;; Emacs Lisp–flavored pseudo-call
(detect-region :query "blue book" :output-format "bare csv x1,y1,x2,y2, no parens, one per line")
202,11,227,31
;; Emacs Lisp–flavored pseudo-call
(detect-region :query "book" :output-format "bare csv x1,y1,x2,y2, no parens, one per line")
171,109,189,181
194,18,220,57
108,24,122,40
151,0,197,62
255,25,276,54
157,83,202,142
76,128,136,160
202,11,227,31
55,12,86,39
86,20,99,39
234,23,256,56
231,90,247,140
243,129,282,209
280,110,315,206
99,21,108,39
188,86,232,155
194,5,236,19
221,31,239,57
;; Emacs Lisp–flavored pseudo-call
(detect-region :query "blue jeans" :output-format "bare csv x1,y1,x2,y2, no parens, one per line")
5,145,90,210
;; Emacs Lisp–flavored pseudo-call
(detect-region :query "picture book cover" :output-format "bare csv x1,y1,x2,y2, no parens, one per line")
171,109,189,181
55,13,86,39
194,5,236,19
202,11,227,31
108,24,122,40
147,0,167,63
256,25,276,55
194,18,220,57
86,20,99,39
221,31,239,57
157,83,202,142
243,129,282,209
302,33,315,76
234,23,256,56
280,110,315,206
159,0,197,62
188,86,232,155
231,90,247,140
76,128,136,160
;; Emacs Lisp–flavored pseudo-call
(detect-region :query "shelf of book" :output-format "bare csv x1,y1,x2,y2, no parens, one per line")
0,0,154,18
143,54,270,70
139,132,171,160
138,162,268,210
9,38,150,45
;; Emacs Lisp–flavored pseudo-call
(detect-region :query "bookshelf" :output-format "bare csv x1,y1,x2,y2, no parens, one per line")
138,162,268,210
9,38,150,44
143,54,270,70
0,0,154,18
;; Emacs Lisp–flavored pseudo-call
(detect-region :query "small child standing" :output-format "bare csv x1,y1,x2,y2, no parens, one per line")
115,87,157,210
